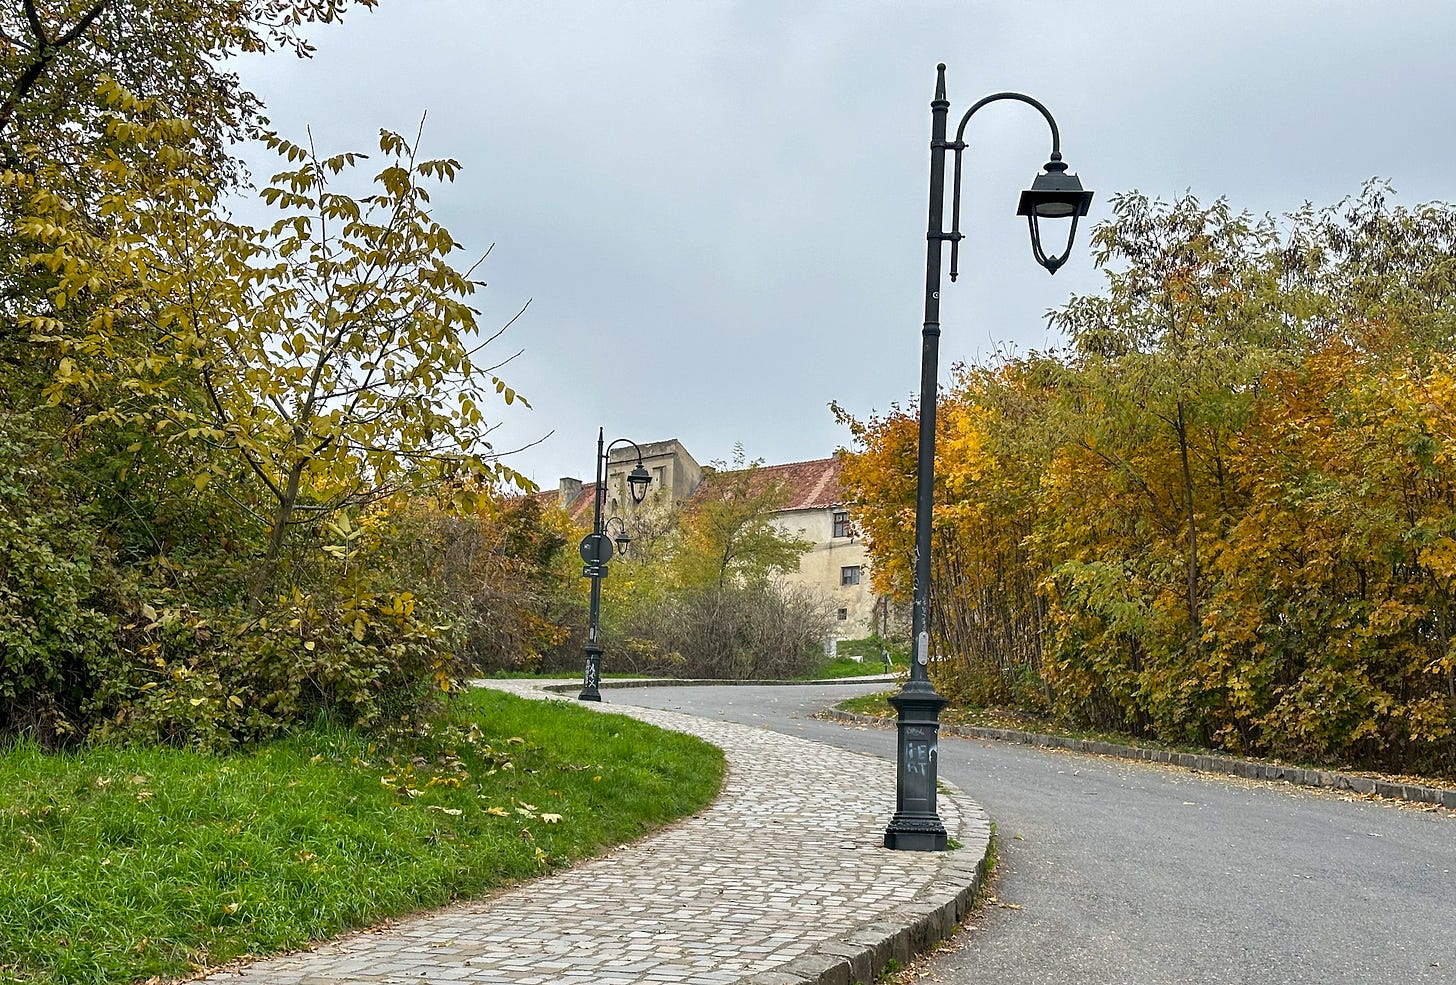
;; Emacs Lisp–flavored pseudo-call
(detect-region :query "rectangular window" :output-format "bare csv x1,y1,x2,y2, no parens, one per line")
841,565,861,587
833,510,855,538
837,607,848,621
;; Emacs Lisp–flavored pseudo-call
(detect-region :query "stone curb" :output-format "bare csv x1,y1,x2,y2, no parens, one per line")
823,709,1456,811
740,808,995,985
538,675,902,693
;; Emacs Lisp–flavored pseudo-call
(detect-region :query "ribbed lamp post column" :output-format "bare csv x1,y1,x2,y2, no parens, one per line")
885,63,1093,851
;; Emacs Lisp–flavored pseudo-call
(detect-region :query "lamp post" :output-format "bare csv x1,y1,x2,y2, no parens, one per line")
578,427,651,702
884,64,1093,852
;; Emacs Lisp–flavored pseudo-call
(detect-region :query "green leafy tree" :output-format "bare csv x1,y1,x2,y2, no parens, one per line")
668,451,811,588
0,0,378,157
20,115,528,609
1049,193,1286,641
0,0,380,363
0,0,566,748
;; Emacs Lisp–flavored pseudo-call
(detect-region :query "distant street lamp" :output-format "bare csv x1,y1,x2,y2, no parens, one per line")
885,64,1092,852
578,428,651,702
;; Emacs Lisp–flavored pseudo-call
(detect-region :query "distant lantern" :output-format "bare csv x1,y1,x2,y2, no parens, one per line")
627,464,652,504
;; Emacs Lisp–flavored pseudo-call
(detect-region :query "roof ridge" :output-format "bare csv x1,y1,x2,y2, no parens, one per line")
714,455,838,477
799,465,836,509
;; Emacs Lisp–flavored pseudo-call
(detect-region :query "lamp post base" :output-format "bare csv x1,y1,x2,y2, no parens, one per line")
883,682,949,851
578,645,603,702
883,818,948,852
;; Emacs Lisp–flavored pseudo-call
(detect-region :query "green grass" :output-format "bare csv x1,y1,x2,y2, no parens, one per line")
839,691,897,716
479,669,645,680
810,656,904,679
0,689,725,985
838,690,1191,748
809,637,907,679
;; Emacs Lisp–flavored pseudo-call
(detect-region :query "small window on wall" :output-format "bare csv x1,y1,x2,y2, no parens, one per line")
837,608,848,621
833,510,855,538
841,565,861,586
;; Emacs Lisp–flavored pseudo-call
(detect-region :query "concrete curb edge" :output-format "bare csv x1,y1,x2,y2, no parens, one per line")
822,709,1456,811
537,675,902,693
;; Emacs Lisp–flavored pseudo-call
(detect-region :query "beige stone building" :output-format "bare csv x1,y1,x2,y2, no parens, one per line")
551,437,701,522
549,442,880,639
746,459,878,639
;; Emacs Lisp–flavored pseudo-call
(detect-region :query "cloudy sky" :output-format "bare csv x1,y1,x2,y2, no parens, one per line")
238,1,1456,489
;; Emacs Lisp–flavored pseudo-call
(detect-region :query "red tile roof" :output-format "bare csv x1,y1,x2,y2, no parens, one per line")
527,484,598,525
698,457,844,512
529,455,844,525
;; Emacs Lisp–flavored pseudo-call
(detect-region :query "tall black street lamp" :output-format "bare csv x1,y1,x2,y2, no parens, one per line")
884,64,1092,851
578,428,651,702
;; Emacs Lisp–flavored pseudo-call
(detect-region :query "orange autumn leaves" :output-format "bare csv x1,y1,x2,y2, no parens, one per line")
838,187,1456,777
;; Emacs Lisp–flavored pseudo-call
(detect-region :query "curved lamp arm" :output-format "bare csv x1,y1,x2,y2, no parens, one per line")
603,437,652,504
603,515,631,554
604,437,646,464
954,91,1061,152
943,81,1087,278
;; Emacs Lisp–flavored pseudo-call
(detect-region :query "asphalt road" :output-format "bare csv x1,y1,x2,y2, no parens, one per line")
605,683,1456,985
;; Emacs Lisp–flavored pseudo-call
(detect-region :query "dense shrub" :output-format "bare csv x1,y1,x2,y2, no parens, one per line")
0,412,113,743
622,581,831,679
371,495,575,675
87,588,466,751
0,452,546,749
840,188,1456,779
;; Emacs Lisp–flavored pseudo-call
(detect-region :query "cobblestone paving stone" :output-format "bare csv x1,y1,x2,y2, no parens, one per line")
201,680,991,985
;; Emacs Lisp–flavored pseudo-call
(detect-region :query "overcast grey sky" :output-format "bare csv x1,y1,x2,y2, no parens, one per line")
237,1,1456,488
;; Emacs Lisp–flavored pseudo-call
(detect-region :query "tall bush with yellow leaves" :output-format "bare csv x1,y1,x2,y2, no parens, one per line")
839,185,1456,777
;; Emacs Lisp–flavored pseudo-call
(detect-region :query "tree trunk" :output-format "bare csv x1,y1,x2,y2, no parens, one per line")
248,458,307,615
1176,400,1201,638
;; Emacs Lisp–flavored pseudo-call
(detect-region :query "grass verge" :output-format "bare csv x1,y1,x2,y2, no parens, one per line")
834,692,1456,794
0,688,724,985
809,656,904,680
810,637,908,679
838,691,1176,745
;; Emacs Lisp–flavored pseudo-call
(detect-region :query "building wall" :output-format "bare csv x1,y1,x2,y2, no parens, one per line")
603,438,703,514
563,442,879,641
769,507,877,639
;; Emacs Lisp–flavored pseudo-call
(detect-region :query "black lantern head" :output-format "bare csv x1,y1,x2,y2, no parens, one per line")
612,529,631,554
626,464,652,504
1016,157,1093,275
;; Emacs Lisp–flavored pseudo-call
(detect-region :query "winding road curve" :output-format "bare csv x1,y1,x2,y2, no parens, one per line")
607,683,1455,985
